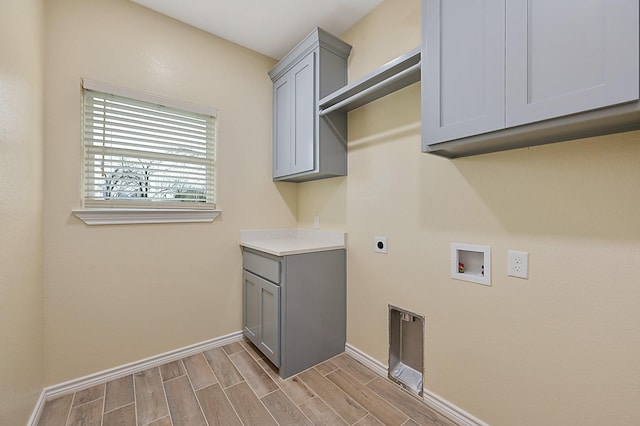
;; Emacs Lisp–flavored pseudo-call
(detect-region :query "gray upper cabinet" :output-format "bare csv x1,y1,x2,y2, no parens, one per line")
422,0,640,158
423,0,506,144
506,0,639,127
269,28,352,182
273,54,315,178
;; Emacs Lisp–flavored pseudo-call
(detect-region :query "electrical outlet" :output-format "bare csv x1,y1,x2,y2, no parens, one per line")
374,237,387,254
508,250,528,279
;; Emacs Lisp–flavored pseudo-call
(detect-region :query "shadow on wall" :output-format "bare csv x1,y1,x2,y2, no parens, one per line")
273,181,299,220
341,78,639,243
349,120,420,151
298,176,347,229
347,83,421,151
440,130,640,241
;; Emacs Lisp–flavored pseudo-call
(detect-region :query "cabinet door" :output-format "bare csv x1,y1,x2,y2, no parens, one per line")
243,270,281,366
242,271,259,346
273,76,292,178
423,0,505,145
258,278,280,366
290,53,316,175
506,0,640,127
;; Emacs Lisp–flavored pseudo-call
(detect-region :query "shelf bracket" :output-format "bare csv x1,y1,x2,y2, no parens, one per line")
320,113,347,147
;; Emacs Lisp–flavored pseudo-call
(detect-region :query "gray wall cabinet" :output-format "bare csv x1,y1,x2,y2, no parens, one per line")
269,28,352,182
242,248,346,378
422,0,640,158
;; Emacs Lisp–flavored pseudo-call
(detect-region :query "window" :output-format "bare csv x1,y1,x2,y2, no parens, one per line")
74,80,220,225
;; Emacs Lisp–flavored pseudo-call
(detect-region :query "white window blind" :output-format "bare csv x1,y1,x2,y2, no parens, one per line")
81,81,217,209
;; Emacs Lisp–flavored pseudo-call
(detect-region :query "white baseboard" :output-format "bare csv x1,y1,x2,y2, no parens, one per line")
26,389,46,426
345,343,387,377
29,331,243,426
345,343,489,426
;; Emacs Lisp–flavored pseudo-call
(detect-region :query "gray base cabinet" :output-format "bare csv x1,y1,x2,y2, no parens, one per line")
422,0,640,157
242,248,346,378
269,28,352,182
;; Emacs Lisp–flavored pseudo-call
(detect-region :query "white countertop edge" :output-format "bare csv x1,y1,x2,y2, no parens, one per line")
240,228,345,243
240,228,297,241
239,241,346,256
239,228,346,256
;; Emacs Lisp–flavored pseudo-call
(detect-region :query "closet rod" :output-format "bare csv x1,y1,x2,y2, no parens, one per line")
318,62,421,116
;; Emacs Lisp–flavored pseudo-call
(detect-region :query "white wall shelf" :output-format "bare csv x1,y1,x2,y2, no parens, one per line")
318,47,421,116
451,243,491,286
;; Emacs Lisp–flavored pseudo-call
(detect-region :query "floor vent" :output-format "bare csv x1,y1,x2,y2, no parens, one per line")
388,305,424,396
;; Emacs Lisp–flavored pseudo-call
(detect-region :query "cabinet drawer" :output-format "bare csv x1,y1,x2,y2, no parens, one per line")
243,251,281,284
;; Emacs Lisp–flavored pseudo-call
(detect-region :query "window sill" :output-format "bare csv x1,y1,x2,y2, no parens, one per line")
72,208,221,225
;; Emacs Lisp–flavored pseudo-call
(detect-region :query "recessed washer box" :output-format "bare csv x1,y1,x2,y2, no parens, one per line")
389,305,424,397
451,243,491,286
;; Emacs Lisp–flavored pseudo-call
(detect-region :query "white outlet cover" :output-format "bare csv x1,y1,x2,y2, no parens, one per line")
508,250,529,279
374,236,387,254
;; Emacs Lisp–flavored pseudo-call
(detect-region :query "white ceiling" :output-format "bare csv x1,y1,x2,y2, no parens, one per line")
130,0,383,60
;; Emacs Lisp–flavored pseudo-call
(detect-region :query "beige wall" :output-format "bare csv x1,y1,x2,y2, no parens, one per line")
7,0,639,423
43,0,297,385
300,0,640,424
0,0,45,423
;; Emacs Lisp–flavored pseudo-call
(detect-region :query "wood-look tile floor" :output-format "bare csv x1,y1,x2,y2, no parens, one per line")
37,339,457,426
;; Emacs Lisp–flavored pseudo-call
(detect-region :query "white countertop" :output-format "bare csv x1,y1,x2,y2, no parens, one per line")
240,228,346,256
